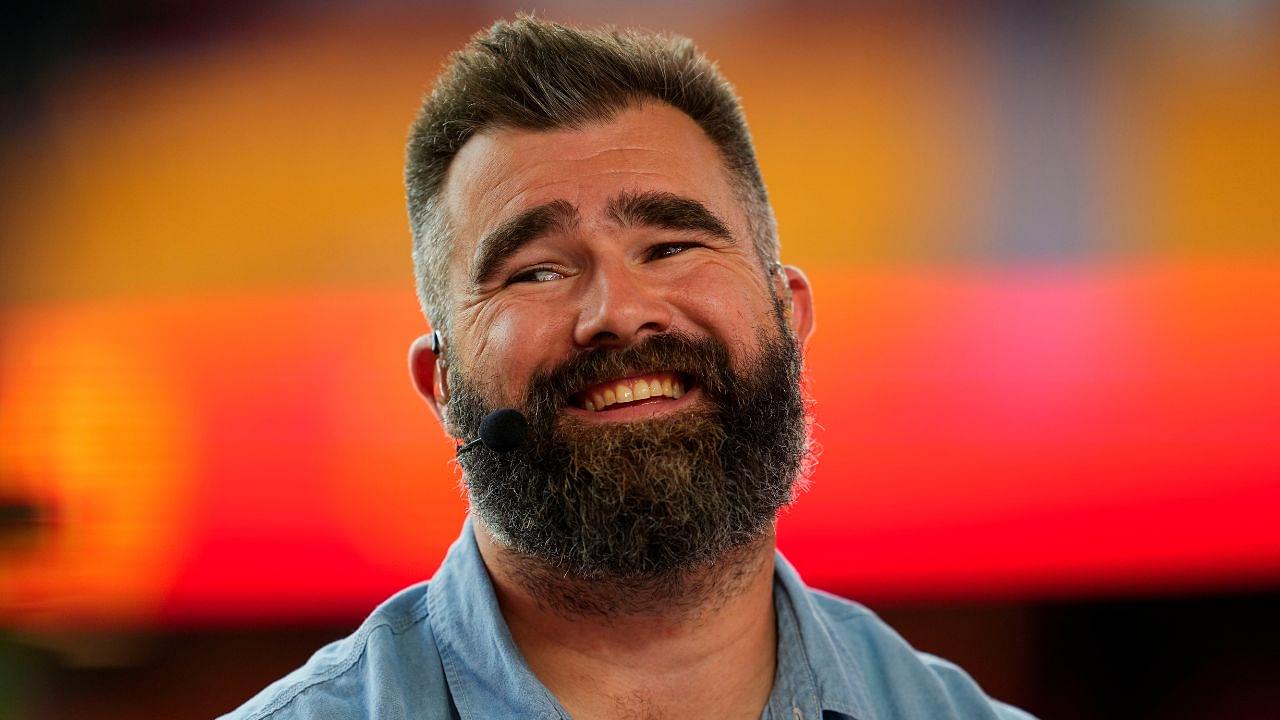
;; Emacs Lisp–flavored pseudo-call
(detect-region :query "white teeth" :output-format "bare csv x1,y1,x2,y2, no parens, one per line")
579,373,689,411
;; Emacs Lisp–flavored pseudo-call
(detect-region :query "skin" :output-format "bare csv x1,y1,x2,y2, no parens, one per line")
408,101,815,719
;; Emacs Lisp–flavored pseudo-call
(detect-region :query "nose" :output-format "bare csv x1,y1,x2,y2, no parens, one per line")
572,260,673,348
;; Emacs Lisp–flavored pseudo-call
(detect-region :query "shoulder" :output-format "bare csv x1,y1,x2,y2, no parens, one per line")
804,589,1037,720
217,582,454,720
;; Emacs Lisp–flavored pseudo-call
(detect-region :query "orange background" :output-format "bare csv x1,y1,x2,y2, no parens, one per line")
2,5,1278,627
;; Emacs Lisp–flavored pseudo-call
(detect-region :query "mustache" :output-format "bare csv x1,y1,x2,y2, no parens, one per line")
522,331,735,416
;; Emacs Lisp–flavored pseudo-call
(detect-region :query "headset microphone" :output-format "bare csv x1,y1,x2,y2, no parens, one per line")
456,408,529,455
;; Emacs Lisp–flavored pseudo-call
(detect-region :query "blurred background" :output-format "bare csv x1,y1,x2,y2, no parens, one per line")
2,1,1278,718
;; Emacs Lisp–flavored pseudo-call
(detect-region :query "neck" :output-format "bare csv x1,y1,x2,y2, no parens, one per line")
474,520,779,720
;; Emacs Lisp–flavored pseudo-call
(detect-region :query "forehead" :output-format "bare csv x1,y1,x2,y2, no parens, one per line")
440,101,742,264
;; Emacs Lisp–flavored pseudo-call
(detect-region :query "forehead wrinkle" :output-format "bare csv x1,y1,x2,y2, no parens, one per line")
574,145,666,162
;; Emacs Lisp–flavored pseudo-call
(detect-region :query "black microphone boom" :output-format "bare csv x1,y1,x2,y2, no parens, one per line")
456,409,529,455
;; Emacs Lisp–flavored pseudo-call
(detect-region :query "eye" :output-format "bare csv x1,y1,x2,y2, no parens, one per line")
646,242,701,261
508,267,564,284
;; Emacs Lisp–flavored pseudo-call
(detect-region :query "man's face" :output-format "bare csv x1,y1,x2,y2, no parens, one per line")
423,101,814,581
442,102,789,406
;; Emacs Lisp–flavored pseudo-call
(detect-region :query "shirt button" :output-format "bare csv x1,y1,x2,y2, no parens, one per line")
792,709,804,720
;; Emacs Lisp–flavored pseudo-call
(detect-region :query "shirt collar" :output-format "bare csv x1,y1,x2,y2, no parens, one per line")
772,552,876,720
765,579,821,719
427,517,569,719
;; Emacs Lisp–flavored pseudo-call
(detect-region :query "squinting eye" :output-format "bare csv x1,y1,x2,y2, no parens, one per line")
648,242,698,260
509,268,563,284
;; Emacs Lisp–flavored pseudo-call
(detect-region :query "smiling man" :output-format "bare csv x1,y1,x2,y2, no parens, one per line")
222,17,1035,720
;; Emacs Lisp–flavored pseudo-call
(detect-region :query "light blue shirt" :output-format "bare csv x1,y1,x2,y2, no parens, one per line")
221,519,1037,719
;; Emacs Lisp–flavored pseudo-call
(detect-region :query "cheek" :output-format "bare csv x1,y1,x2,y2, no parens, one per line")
468,300,570,403
672,265,774,354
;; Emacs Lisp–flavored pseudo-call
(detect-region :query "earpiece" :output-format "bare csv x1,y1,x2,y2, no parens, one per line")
429,330,450,405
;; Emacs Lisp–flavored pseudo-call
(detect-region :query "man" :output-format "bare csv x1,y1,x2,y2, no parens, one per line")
223,17,1035,720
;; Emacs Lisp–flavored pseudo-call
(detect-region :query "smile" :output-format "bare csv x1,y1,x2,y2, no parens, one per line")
572,371,689,412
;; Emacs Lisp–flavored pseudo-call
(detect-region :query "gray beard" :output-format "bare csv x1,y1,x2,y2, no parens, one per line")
446,312,810,618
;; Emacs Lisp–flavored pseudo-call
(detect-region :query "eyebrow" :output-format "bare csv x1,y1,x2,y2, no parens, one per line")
606,190,735,244
469,191,735,286
471,199,579,286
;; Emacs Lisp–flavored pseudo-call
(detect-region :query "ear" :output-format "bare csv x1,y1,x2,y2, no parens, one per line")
408,332,449,425
776,265,815,351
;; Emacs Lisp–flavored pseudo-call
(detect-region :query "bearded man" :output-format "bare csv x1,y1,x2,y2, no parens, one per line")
223,16,1036,720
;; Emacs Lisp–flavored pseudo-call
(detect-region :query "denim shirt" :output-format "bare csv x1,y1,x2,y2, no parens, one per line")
221,519,1036,720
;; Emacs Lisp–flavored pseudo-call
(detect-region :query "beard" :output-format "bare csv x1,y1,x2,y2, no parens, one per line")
446,306,809,614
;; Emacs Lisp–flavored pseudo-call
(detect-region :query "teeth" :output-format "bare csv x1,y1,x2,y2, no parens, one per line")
578,373,689,411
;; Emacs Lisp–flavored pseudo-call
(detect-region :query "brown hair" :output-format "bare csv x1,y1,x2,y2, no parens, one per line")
405,15,777,332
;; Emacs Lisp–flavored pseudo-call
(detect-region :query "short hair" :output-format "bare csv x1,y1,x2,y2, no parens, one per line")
404,16,779,333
